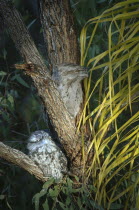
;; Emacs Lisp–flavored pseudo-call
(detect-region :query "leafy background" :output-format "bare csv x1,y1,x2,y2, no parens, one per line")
0,0,139,210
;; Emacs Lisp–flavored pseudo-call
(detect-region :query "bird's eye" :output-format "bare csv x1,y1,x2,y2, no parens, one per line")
40,136,44,141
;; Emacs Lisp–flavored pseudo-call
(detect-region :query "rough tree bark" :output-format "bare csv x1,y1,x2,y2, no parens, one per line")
0,142,47,182
40,0,79,66
0,0,87,181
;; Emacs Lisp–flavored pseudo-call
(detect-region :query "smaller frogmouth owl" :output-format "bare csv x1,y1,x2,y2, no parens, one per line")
27,130,67,180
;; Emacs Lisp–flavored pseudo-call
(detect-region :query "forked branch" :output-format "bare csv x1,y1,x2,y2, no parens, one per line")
0,0,84,177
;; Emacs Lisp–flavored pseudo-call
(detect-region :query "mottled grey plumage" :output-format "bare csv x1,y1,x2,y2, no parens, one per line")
27,130,67,180
27,64,87,179
52,63,88,118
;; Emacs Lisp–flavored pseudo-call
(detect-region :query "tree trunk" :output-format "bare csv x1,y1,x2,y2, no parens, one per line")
0,0,87,180
40,0,80,66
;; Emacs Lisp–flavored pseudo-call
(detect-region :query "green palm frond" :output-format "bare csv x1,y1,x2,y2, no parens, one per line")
80,1,139,209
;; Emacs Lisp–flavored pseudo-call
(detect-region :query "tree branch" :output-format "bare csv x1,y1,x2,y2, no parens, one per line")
0,142,48,182
0,0,84,175
0,0,48,74
40,0,79,66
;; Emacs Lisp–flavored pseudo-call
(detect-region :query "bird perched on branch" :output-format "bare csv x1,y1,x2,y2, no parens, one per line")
17,63,88,180
27,130,67,180
52,63,88,118
14,63,88,118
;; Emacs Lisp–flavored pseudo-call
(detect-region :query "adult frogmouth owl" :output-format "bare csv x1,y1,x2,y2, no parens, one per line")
52,63,88,118
14,63,88,118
